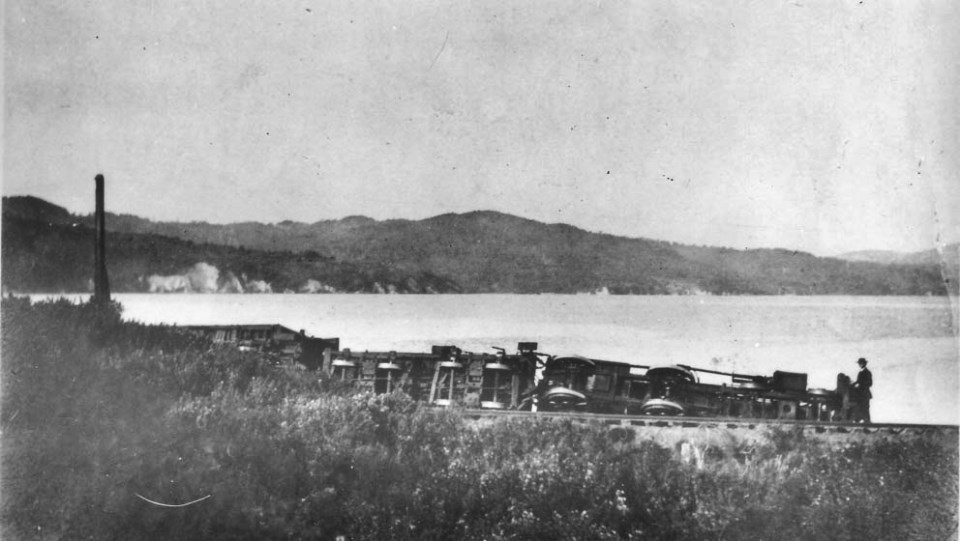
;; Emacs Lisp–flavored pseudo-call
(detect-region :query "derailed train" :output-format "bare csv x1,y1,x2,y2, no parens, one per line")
323,342,850,421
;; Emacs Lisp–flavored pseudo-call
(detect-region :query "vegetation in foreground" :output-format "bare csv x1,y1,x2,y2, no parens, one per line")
2,298,957,540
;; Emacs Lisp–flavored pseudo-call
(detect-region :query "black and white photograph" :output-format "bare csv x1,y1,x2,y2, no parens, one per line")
3,1,958,539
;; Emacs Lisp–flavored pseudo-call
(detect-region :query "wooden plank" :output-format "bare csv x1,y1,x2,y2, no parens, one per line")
428,360,441,404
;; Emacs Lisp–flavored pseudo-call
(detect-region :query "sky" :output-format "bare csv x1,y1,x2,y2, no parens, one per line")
4,1,958,256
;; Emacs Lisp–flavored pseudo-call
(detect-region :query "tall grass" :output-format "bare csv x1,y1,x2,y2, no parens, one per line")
2,298,956,540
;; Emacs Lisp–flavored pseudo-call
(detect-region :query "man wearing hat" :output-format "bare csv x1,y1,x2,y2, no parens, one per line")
851,358,873,423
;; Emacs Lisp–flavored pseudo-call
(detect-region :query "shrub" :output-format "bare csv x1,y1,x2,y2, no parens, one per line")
2,298,957,540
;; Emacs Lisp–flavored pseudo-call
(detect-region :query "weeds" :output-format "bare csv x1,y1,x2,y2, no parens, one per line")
2,298,957,540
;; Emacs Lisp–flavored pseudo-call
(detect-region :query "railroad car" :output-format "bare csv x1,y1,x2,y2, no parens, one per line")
534,354,845,421
325,343,540,409
322,343,846,421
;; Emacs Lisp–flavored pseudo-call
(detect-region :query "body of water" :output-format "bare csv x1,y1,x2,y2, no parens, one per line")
34,294,958,425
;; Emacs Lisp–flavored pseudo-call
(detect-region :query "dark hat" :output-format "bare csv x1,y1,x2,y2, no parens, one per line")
857,358,868,365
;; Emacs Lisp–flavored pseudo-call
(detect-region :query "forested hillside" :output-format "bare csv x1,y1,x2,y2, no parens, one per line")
1,197,459,294
2,196,952,295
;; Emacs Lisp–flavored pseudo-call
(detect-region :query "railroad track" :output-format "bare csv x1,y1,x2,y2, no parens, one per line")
460,409,959,436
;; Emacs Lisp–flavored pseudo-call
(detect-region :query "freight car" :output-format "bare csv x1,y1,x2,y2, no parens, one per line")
323,343,847,422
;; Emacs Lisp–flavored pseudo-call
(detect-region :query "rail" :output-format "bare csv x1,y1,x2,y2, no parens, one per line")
458,409,959,435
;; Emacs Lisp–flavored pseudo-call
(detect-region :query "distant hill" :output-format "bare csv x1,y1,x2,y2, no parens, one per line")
836,250,906,265
2,196,75,224
1,197,459,295
836,247,954,267
2,195,954,295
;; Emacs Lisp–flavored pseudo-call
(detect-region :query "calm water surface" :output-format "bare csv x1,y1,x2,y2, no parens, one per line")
36,294,958,425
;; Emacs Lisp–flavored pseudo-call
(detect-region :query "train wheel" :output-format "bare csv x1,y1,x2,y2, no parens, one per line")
639,399,684,416
539,387,587,412
542,394,586,412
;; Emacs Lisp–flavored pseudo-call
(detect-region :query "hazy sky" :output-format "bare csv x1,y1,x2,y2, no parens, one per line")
4,1,958,255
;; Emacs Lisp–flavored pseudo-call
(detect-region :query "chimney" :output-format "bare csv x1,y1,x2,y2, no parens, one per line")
93,174,110,304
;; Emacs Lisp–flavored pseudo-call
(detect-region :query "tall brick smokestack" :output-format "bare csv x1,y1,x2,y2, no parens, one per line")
93,173,110,304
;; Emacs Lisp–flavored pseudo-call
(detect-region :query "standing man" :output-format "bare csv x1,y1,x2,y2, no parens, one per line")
852,357,873,423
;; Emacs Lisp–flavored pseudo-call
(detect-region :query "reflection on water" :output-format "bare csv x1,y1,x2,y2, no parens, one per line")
31,294,959,425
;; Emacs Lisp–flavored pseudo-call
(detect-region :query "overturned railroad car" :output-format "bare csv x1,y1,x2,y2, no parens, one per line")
324,342,540,409
322,343,846,421
534,354,845,421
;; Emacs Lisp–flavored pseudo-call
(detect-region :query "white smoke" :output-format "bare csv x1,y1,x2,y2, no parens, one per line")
246,280,273,293
186,262,220,293
299,279,337,293
220,271,245,293
143,262,274,294
300,279,321,293
145,274,191,293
